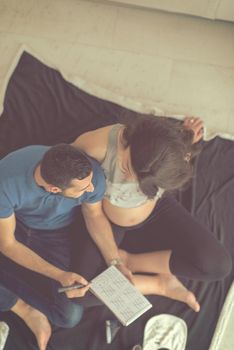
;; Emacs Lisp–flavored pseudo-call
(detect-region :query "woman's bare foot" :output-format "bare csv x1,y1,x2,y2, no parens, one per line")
11,299,51,350
119,250,200,312
133,273,200,312
157,274,200,312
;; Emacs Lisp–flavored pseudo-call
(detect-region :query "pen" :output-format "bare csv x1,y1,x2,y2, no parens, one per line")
58,283,85,293
106,320,112,344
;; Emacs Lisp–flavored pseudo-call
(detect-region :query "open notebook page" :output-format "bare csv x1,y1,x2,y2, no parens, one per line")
90,266,152,326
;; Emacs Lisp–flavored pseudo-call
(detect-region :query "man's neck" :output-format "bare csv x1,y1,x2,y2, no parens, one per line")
34,165,47,188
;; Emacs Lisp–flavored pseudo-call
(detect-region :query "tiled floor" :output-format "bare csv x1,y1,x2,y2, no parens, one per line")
0,0,234,348
0,0,234,136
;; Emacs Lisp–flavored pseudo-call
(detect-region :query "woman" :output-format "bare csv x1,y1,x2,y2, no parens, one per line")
72,116,231,312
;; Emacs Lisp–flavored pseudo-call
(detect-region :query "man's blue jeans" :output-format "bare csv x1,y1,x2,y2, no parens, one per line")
0,220,83,328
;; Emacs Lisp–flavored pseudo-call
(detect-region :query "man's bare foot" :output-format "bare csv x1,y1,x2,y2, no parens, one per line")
12,299,51,350
24,306,52,350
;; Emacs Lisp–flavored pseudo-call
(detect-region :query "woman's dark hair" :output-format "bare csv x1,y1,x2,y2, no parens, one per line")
40,144,92,189
122,116,199,198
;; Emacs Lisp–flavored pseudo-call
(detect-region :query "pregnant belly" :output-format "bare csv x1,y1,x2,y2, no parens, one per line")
102,198,157,227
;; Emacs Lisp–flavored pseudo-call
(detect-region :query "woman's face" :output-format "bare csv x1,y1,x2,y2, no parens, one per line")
120,146,136,180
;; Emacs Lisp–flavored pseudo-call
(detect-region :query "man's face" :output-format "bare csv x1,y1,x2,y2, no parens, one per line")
61,172,94,199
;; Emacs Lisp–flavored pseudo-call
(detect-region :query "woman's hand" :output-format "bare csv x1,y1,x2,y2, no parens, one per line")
183,117,204,144
112,250,135,284
116,263,134,284
58,271,90,298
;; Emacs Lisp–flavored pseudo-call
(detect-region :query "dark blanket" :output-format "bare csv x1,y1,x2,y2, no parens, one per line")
0,52,233,350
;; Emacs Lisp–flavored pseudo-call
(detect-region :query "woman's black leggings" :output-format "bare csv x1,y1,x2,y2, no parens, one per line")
73,195,231,282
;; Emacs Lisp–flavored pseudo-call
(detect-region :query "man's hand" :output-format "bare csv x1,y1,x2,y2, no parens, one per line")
58,271,90,298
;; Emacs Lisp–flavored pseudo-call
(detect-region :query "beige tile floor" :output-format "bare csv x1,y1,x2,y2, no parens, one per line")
0,0,234,348
0,0,234,136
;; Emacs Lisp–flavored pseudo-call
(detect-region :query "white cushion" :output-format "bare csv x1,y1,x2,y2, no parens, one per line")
143,314,187,350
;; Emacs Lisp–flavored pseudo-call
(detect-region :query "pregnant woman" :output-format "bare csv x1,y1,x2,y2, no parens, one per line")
72,116,231,312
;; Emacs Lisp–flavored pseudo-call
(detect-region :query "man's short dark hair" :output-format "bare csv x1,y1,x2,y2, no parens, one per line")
40,144,92,189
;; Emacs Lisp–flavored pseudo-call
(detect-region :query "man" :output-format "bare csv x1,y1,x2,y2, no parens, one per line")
0,144,128,350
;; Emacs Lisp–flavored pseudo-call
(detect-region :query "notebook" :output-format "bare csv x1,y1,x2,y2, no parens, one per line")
89,266,152,326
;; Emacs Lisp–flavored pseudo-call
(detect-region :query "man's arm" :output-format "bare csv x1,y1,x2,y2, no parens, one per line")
81,201,133,281
0,214,89,298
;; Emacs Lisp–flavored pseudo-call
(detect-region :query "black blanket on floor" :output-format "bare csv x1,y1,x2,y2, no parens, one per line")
0,52,233,350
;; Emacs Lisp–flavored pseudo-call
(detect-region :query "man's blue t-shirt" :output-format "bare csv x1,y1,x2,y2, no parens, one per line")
0,146,106,230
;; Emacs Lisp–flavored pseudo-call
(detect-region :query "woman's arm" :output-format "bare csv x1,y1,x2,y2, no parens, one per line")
71,125,114,163
81,201,133,282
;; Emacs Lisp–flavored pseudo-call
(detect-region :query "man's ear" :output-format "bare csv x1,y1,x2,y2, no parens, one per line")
49,186,62,194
